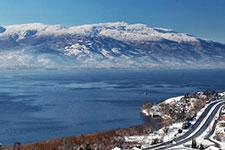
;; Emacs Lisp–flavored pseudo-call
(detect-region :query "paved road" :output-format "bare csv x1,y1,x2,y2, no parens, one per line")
143,99,225,150
204,105,224,148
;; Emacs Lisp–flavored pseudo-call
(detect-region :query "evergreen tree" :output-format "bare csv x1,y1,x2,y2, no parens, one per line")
191,139,197,148
199,144,204,150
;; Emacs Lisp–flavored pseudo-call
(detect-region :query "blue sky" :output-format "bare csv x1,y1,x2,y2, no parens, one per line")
0,0,224,43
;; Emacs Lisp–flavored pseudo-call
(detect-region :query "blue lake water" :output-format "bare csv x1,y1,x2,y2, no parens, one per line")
0,69,225,145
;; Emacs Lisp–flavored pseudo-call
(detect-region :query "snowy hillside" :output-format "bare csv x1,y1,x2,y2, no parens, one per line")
0,22,225,69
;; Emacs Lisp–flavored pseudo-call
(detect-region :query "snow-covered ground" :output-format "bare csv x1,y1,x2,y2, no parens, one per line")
124,92,225,150
112,147,141,150
163,96,184,104
0,22,225,69
209,107,225,149
141,95,184,117
127,95,203,147
125,120,186,148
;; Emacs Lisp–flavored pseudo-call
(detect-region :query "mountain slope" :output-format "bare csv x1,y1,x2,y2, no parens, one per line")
0,22,225,69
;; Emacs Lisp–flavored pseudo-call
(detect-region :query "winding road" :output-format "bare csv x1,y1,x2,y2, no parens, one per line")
143,99,225,150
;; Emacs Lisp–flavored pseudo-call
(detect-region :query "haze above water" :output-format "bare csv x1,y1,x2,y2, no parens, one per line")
0,69,225,145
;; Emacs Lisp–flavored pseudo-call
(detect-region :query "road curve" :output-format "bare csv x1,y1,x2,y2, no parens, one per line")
143,99,225,150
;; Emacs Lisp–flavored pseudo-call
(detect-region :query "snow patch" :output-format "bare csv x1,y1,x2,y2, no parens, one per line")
163,96,184,104
0,22,224,69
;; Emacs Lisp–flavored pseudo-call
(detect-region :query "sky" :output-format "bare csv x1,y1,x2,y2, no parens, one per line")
0,0,224,43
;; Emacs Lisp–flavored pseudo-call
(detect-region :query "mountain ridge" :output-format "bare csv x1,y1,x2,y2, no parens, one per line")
0,22,225,69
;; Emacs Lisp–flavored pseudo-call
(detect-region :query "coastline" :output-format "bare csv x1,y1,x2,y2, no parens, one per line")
2,90,223,150
3,124,151,150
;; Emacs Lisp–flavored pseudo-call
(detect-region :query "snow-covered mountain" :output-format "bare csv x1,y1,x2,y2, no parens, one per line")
0,22,225,69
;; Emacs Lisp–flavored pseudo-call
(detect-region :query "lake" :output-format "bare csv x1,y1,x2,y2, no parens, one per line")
0,69,225,145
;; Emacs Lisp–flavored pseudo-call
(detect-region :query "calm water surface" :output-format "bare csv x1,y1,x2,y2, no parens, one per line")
0,69,225,145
